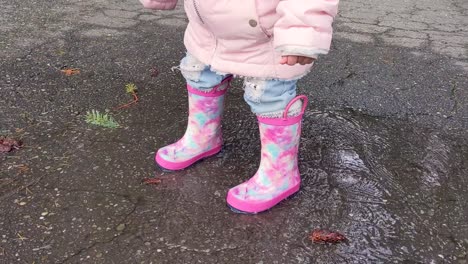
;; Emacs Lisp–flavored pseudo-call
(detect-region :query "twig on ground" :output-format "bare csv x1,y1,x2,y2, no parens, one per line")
114,83,139,110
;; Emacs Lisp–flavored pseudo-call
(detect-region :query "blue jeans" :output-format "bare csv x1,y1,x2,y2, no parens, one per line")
180,54,298,117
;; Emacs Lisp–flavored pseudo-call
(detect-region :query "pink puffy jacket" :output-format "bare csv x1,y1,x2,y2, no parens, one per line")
140,0,339,80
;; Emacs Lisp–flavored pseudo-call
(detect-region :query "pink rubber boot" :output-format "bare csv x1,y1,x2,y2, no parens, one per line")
226,95,308,214
156,77,232,171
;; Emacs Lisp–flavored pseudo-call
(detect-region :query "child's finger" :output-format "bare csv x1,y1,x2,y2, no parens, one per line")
287,56,297,66
303,57,314,64
298,57,307,65
280,56,288,64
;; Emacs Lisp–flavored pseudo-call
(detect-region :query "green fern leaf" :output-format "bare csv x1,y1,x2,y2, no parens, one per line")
85,110,120,128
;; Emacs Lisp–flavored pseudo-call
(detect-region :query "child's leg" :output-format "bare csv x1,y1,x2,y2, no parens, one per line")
242,78,301,117
155,53,232,171
226,78,307,214
180,53,230,91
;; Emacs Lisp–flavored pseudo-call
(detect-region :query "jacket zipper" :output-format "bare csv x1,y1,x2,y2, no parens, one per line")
192,0,205,24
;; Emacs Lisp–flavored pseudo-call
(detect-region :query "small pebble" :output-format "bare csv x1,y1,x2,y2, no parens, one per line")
116,224,126,231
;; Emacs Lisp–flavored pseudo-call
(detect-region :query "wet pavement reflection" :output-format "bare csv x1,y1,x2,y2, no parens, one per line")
1,92,467,263
144,107,468,263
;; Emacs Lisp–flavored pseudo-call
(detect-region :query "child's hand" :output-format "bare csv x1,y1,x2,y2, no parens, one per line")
280,56,315,66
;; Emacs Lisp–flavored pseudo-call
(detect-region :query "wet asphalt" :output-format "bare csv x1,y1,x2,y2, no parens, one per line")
1,0,468,263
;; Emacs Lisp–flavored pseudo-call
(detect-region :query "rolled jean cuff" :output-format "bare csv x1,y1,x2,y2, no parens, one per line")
243,78,299,117
180,53,230,91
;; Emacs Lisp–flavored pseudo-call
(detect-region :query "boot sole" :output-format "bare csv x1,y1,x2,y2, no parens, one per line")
155,145,222,172
226,183,300,214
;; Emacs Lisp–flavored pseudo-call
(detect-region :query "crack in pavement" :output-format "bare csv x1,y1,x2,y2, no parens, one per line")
162,242,241,254
57,193,140,264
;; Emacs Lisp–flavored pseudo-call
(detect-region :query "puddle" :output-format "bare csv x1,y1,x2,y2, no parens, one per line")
289,110,468,263
126,107,468,263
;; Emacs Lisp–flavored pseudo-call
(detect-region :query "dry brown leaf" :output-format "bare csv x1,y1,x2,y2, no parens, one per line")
0,137,22,153
142,178,162,185
310,229,347,244
60,68,80,76
16,165,29,174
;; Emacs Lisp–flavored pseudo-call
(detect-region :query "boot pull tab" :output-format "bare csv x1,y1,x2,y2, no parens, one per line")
283,95,309,120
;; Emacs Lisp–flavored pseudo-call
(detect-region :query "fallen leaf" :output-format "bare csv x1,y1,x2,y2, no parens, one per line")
310,229,347,244
0,145,10,152
0,137,22,153
60,68,80,76
16,165,29,174
142,178,162,185
150,67,159,78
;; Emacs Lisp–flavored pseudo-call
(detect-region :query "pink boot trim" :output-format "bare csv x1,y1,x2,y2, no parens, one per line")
186,76,233,97
257,95,308,126
155,145,222,171
226,182,300,213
